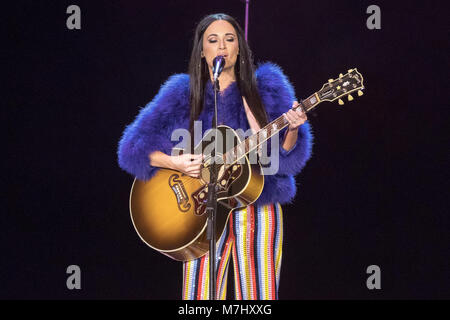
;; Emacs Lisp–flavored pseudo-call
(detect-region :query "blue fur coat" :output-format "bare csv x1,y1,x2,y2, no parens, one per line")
117,62,313,206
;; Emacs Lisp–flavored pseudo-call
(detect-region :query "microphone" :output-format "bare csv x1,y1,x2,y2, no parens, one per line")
212,55,225,82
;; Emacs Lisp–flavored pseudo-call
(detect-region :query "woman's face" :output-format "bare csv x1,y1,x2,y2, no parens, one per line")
202,20,239,75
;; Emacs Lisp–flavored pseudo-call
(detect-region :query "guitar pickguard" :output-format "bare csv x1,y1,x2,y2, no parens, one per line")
192,163,243,216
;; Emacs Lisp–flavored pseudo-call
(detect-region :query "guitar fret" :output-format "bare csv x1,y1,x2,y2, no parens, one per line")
261,129,267,139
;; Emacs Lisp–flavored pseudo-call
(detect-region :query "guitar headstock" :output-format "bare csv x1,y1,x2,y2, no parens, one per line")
318,68,364,105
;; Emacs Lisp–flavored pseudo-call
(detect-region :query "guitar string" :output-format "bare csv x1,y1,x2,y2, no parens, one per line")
175,104,310,196
176,97,313,186
221,104,306,171
182,105,305,180
173,76,362,195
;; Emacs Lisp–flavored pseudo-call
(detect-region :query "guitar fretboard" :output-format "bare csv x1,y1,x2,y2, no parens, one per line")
223,93,320,167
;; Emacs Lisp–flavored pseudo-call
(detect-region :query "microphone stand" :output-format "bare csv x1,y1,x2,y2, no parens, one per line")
206,77,220,300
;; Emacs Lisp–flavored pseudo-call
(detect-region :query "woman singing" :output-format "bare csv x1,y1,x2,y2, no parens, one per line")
118,13,313,300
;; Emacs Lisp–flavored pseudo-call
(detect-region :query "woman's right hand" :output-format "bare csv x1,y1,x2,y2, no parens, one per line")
170,153,204,178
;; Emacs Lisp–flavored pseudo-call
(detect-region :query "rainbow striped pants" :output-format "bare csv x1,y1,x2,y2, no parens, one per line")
182,202,283,300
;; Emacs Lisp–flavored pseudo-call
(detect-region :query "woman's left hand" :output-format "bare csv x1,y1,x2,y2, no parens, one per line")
283,101,308,131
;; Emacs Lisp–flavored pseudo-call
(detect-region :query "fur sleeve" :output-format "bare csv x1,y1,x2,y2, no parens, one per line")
117,74,190,181
256,62,313,176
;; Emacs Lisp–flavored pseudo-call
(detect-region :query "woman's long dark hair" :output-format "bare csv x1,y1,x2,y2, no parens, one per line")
188,13,269,136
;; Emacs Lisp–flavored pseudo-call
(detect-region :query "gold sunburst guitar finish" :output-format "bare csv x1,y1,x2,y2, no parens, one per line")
130,125,264,261
129,69,365,261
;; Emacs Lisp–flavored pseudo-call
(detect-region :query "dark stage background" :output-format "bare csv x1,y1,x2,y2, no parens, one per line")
2,1,448,299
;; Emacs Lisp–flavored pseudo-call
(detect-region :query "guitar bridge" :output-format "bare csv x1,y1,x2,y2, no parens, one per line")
168,174,191,212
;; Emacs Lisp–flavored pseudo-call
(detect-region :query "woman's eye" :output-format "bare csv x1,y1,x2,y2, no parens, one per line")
208,38,234,43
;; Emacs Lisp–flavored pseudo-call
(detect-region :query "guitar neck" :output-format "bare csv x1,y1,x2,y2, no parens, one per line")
222,67,365,166
223,92,321,166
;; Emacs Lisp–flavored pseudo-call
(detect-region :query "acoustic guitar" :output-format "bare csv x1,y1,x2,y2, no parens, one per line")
129,69,364,261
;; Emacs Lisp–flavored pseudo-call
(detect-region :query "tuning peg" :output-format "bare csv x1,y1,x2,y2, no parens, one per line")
348,69,353,73
337,85,341,90
339,73,343,78
347,94,354,101
338,99,344,105
358,90,364,96
328,79,333,83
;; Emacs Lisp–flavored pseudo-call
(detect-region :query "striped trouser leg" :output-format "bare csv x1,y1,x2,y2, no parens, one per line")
182,214,235,300
232,203,283,300
182,202,283,300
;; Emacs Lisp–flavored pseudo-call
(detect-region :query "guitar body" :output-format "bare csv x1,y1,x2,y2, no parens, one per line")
129,125,264,261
